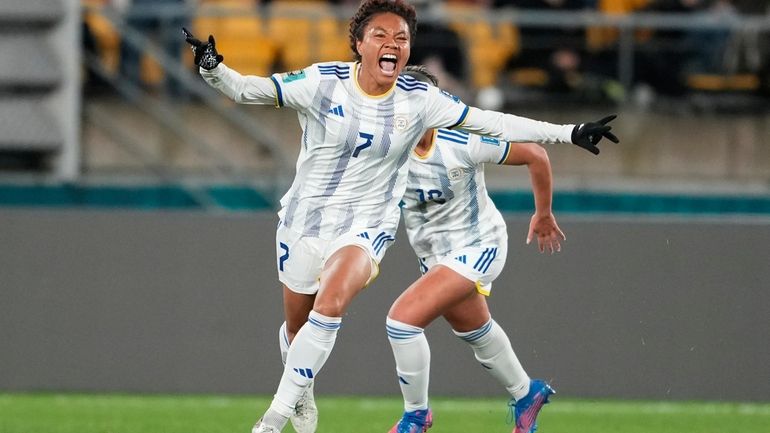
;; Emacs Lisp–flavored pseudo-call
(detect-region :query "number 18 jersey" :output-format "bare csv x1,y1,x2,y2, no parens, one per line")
402,130,512,258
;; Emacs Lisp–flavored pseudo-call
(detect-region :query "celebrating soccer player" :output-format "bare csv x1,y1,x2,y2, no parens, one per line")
386,65,593,433
184,1,617,432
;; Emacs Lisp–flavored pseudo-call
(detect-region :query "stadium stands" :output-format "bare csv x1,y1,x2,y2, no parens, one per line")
446,1,519,89
83,0,120,74
0,0,67,171
266,0,352,71
194,0,277,77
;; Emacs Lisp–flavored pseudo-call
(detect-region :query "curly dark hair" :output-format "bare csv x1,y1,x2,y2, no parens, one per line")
348,0,417,62
402,64,439,86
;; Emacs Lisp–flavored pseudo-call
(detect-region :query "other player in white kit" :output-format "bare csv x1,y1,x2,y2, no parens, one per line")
386,66,616,433
184,2,618,431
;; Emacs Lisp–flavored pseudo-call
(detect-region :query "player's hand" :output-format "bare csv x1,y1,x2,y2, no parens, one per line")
526,212,565,254
571,114,619,155
182,27,223,70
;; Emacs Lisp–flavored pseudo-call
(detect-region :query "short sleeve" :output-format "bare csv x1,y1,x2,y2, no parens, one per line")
422,86,470,130
270,65,321,111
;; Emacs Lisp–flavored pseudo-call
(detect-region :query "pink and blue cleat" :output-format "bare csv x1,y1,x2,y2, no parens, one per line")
388,408,433,433
509,379,555,433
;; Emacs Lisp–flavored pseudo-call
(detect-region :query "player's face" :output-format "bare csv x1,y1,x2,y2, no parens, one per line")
356,12,411,94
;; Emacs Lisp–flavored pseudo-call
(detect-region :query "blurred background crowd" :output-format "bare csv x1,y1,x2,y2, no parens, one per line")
2,0,770,207
81,0,770,108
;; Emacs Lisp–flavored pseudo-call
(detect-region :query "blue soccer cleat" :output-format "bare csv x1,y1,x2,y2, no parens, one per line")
509,379,555,433
388,408,433,433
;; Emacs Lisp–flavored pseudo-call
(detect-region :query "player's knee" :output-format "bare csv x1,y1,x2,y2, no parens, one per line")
313,298,346,317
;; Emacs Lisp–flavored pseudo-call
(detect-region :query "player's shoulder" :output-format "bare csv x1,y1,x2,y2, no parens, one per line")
395,74,430,93
434,128,471,147
312,61,353,81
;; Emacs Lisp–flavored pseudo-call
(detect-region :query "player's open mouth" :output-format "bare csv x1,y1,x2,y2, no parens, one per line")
379,54,398,76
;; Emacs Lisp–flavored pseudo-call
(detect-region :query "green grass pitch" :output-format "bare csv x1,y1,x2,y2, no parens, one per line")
1,393,768,433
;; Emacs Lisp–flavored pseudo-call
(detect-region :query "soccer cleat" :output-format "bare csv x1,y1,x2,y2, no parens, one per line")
388,408,433,433
509,379,555,433
291,381,318,433
251,418,280,433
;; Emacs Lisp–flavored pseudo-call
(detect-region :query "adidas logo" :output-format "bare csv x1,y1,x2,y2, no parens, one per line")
328,105,344,117
455,255,467,264
293,367,314,378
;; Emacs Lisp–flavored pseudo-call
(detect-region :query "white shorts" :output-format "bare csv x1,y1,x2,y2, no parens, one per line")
418,243,508,296
276,223,396,295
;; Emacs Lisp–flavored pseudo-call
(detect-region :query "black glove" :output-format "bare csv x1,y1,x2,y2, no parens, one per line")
182,27,223,70
571,114,619,155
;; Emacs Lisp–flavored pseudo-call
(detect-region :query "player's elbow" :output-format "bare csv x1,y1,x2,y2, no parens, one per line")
524,143,549,167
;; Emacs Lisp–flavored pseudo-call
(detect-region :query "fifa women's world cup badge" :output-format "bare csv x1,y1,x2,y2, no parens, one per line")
282,70,307,83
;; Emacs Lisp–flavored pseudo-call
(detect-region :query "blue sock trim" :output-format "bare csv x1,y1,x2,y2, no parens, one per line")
386,318,424,340
455,319,494,342
308,311,342,331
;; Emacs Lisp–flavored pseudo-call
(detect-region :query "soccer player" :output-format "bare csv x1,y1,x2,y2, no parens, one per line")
183,1,617,432
385,66,602,433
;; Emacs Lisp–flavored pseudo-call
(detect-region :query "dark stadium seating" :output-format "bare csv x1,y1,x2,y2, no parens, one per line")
0,0,65,169
194,0,278,77
446,2,520,89
266,1,352,71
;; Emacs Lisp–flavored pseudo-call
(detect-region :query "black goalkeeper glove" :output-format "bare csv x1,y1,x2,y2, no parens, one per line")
571,114,619,155
182,27,223,70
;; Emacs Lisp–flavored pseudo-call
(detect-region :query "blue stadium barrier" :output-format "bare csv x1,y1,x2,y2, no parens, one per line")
1,184,770,215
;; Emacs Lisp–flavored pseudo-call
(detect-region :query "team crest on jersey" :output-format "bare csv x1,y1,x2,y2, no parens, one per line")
448,167,472,181
394,115,409,131
282,70,306,83
440,89,461,103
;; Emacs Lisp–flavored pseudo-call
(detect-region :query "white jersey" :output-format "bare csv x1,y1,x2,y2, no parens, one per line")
200,61,574,240
402,130,512,257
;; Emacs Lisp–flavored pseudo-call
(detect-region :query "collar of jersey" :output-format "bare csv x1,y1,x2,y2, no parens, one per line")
413,130,437,160
353,62,397,99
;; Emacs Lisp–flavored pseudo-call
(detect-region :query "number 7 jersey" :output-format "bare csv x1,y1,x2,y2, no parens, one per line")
200,60,574,241
207,61,469,240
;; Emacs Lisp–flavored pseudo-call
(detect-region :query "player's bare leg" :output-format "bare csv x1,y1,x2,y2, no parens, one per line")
442,289,490,332
445,288,553,433
283,286,314,343
314,245,372,317
389,264,477,328
257,246,372,432
386,265,476,433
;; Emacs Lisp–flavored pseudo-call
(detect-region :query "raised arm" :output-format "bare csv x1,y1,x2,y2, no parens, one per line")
502,142,565,254
183,28,280,106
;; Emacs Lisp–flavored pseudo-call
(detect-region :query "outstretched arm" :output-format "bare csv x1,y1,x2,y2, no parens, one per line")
421,86,619,154
461,108,619,154
183,27,279,106
502,143,565,254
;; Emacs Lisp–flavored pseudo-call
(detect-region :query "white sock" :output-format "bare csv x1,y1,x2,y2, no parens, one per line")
453,318,530,401
278,321,290,365
386,317,430,412
261,408,289,430
266,311,341,426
